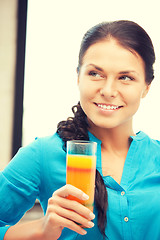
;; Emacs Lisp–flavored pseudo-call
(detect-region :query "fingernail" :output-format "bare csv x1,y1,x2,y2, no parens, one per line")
88,221,94,228
89,212,95,220
81,229,87,235
82,193,89,200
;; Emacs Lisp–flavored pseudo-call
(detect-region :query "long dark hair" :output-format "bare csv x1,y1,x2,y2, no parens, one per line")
57,20,155,238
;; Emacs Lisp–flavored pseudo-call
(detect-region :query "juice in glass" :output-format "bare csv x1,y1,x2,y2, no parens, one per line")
66,140,97,212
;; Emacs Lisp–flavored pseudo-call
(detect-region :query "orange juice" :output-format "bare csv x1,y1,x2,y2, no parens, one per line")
66,154,96,211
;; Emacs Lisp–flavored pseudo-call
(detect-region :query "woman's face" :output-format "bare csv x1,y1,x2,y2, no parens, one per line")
78,38,150,132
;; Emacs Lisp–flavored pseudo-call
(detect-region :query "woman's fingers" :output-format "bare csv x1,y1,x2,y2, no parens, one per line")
47,202,95,229
51,184,95,221
49,194,95,221
53,184,89,201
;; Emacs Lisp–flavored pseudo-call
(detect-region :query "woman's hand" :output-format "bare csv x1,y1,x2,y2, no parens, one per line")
41,184,95,239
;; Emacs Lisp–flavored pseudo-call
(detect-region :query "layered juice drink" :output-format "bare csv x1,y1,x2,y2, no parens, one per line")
66,141,97,212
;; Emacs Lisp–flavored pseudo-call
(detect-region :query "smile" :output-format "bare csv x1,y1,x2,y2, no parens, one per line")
95,103,122,111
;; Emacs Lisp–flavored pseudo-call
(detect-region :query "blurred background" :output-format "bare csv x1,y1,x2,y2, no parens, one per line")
0,0,160,221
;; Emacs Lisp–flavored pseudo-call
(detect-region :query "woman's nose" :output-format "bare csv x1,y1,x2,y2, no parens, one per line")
100,79,118,98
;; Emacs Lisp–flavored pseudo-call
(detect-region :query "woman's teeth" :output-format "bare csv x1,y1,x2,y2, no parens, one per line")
97,104,119,110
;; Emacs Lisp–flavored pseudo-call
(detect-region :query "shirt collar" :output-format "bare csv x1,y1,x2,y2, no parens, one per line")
88,130,147,143
130,131,147,141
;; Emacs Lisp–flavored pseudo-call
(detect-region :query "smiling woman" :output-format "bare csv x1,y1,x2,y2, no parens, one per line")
1,20,160,240
56,20,158,239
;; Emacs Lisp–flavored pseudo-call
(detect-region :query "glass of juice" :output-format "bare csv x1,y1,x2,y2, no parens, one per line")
66,140,97,212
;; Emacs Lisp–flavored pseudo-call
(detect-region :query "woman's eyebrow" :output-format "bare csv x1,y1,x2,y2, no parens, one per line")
119,71,139,76
86,64,104,72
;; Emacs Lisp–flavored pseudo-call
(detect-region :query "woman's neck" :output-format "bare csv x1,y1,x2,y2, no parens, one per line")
89,122,135,153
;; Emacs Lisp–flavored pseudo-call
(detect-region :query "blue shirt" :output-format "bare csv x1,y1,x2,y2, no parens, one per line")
0,131,160,240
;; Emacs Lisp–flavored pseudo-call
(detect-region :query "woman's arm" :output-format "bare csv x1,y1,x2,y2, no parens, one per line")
4,219,44,240
0,139,42,239
4,185,95,240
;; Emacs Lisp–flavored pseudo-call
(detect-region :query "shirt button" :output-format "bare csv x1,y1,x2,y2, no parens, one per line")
124,217,129,222
121,191,125,196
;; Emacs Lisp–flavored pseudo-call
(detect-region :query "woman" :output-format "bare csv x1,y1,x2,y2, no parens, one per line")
0,20,159,240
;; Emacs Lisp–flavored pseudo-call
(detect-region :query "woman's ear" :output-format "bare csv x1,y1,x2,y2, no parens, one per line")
141,83,151,98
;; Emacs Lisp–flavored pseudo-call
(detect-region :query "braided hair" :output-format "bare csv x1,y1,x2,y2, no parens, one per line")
57,102,108,237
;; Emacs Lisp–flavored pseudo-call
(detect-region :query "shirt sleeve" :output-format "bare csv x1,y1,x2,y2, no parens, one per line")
0,138,42,238
0,226,10,240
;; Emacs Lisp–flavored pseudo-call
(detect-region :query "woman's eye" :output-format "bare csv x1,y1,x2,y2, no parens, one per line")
119,75,134,81
88,71,104,79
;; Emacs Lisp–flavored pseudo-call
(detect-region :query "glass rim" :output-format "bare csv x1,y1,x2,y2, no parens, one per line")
67,140,97,145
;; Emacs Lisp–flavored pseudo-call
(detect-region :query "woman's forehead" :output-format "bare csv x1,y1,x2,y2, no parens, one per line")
81,39,145,71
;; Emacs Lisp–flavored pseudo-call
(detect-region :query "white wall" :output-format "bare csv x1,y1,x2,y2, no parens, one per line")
23,0,160,145
0,0,18,170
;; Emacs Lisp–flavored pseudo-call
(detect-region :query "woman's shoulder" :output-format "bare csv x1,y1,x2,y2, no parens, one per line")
37,132,63,147
23,132,63,152
10,132,65,166
140,131,160,151
37,132,65,155
2,132,65,179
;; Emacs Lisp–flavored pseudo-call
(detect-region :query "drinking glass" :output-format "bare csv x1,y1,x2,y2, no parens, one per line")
66,140,97,211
